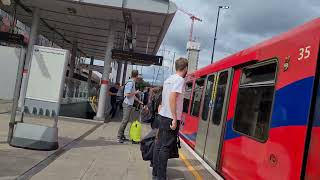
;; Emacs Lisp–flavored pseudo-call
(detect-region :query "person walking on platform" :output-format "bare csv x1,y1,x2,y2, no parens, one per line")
108,83,120,119
117,70,144,143
152,58,188,180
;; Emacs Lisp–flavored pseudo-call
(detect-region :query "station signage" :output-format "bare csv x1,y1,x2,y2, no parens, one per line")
111,49,163,66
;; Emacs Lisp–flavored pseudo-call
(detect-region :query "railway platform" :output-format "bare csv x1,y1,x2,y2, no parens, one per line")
0,112,220,180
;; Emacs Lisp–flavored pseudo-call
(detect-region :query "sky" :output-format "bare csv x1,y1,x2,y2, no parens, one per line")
139,0,320,84
89,0,319,85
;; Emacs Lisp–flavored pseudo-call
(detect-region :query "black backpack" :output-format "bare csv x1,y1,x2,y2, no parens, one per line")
143,92,149,105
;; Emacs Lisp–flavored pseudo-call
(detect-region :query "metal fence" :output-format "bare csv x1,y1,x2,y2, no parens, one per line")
61,77,91,104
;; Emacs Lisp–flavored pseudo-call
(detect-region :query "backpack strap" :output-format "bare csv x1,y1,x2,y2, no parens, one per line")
122,80,135,98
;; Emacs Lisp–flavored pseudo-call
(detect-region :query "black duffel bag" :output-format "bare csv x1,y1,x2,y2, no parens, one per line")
140,129,181,161
140,129,157,161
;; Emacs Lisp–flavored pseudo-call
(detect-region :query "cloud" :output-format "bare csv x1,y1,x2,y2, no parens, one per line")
97,0,319,84
159,0,320,71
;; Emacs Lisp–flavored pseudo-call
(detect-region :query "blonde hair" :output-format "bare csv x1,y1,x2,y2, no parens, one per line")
175,57,188,71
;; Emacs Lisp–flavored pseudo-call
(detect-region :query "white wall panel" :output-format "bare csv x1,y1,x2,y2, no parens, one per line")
0,46,25,100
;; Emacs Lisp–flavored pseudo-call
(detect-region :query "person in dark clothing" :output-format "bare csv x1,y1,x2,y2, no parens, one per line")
150,87,162,129
147,87,162,168
108,83,120,119
141,87,162,127
143,87,150,105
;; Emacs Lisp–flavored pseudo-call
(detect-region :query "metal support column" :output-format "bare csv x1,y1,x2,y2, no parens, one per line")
171,52,176,74
66,41,77,99
116,61,122,84
69,41,77,78
10,8,40,142
18,8,40,110
122,61,128,85
87,56,94,97
95,27,114,121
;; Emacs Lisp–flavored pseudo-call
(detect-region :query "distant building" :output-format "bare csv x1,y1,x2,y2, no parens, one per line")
186,41,200,73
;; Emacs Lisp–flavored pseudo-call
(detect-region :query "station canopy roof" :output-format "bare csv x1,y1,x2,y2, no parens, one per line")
0,0,177,61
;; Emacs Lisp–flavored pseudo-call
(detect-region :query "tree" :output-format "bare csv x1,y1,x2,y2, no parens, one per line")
136,80,151,90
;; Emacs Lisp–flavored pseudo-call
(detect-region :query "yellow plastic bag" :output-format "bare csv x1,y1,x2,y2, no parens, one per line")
130,119,142,143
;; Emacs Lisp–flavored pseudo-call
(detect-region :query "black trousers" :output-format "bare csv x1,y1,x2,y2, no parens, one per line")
109,100,118,118
150,114,160,129
152,115,179,180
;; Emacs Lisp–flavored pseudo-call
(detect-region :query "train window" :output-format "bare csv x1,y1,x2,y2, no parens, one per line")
211,71,229,125
233,61,277,142
190,77,205,117
241,62,277,85
201,74,216,121
183,81,193,113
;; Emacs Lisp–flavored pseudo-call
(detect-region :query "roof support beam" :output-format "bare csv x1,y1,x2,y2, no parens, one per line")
22,7,162,28
2,0,176,58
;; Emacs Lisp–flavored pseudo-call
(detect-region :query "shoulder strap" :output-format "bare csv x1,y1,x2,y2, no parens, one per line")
122,81,134,97
126,81,134,90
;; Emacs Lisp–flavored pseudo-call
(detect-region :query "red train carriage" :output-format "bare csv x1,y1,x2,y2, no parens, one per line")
179,18,320,180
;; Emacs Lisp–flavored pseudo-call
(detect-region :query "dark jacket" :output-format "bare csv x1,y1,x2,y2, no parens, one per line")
150,94,162,129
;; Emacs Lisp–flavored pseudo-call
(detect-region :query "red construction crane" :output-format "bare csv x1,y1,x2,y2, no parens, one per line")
178,8,202,41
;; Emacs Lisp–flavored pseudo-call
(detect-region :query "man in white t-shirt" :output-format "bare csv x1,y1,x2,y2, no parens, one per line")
117,70,143,143
152,58,188,180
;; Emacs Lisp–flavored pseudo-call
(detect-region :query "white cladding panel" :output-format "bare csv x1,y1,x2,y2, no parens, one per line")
0,46,25,100
186,41,201,51
125,0,170,14
84,0,123,7
26,46,69,102
187,50,199,73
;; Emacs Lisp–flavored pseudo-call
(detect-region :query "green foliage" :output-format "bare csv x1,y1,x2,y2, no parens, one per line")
136,80,151,90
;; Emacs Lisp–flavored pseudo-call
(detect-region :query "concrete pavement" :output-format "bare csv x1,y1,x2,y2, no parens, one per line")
0,111,218,180
0,100,12,114
31,111,218,180
30,119,195,180
0,113,102,180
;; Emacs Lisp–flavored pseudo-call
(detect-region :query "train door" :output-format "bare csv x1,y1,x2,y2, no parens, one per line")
304,45,320,180
195,73,216,157
195,69,232,169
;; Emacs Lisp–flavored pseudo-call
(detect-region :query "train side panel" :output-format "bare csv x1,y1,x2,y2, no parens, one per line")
180,78,199,149
180,115,199,148
221,25,320,180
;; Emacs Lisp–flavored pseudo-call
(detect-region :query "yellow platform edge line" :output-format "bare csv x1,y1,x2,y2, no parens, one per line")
179,150,203,180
